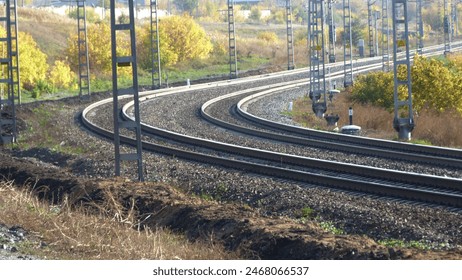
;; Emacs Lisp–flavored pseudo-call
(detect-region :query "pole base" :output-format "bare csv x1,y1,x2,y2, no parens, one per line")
394,118,414,141
397,126,412,141
309,91,321,101
325,114,339,126
312,102,327,118
341,125,361,135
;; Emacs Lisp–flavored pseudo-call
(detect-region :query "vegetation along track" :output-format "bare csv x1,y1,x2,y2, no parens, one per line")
81,43,462,210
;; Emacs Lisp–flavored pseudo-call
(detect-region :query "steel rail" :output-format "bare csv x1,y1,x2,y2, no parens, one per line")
201,86,462,169
81,42,462,209
119,103,462,209
235,45,462,162
82,98,462,209
191,45,462,168
81,104,462,208
237,90,462,160
122,87,462,189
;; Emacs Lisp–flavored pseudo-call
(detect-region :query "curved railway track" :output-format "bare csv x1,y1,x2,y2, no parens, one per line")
82,43,462,209
202,79,462,168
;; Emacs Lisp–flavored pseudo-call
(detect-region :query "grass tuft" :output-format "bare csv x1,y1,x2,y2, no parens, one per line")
0,180,234,260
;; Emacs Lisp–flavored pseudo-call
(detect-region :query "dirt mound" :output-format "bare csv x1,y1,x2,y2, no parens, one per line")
1,152,461,259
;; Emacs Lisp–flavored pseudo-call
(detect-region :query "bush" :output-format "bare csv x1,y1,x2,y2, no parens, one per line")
19,31,49,91
257,32,279,44
138,15,213,69
30,80,55,99
411,55,462,114
49,60,76,89
350,55,462,117
350,71,395,110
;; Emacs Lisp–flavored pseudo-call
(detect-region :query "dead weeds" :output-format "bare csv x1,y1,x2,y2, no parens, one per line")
293,92,462,148
0,179,235,260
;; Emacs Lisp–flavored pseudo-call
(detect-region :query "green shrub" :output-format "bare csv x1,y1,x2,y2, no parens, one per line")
30,80,54,99
350,71,394,110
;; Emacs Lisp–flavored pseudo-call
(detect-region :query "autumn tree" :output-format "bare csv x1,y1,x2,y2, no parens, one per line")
18,32,49,91
49,60,76,89
196,0,221,21
422,4,442,33
411,55,462,114
349,71,394,110
138,15,213,69
351,55,462,116
66,22,130,77
248,6,262,23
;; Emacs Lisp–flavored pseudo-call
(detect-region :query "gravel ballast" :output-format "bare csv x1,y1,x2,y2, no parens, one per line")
2,75,462,258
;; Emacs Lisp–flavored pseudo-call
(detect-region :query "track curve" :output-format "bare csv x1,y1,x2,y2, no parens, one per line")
82,42,462,209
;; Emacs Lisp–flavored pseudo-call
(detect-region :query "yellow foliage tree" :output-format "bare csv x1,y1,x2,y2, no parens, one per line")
67,22,131,77
139,15,213,69
351,55,462,116
49,60,76,89
18,32,49,90
0,27,48,93
412,55,462,114
161,15,213,64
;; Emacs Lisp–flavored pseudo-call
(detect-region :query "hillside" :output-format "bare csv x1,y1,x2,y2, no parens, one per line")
19,8,74,64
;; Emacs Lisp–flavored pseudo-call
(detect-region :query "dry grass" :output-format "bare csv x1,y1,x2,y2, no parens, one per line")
18,8,75,64
236,36,309,69
0,180,235,260
413,109,462,148
238,38,285,64
292,92,462,148
18,7,75,25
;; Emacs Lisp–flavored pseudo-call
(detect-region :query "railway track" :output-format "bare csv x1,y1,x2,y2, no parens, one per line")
82,42,462,209
202,75,462,169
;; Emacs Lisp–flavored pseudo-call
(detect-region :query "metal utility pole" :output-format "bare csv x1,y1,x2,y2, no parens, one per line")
416,0,424,55
110,0,144,181
0,0,20,145
382,0,390,71
392,0,414,140
150,0,161,89
77,0,90,99
9,0,19,106
228,0,238,79
374,10,380,57
368,0,376,57
308,0,327,117
343,0,353,87
444,0,452,54
286,0,295,70
327,0,336,63
452,0,458,37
